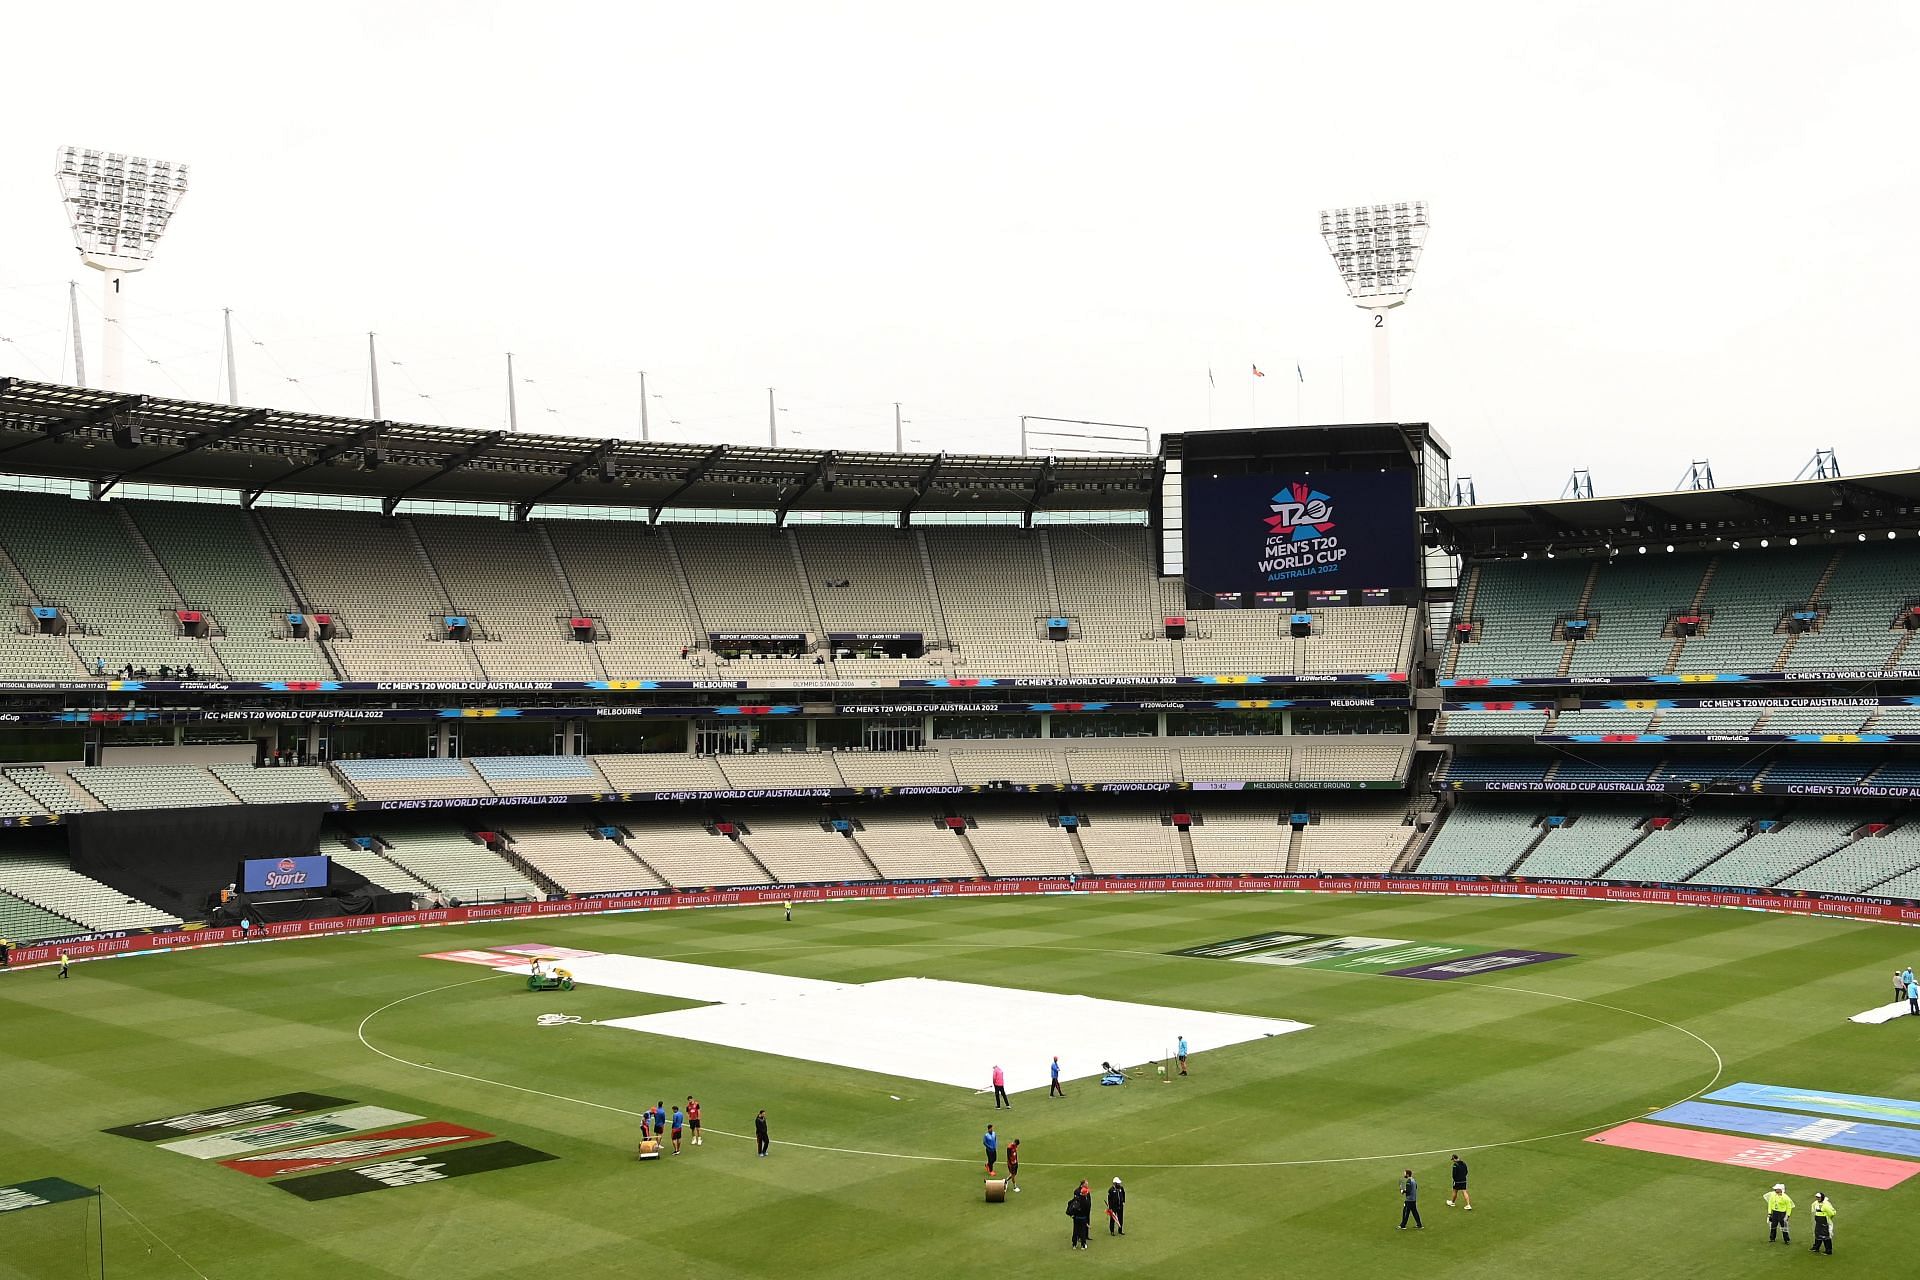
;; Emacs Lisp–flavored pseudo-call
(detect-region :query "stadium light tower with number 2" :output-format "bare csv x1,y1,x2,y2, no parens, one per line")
54,147,191,393
1319,202,1429,421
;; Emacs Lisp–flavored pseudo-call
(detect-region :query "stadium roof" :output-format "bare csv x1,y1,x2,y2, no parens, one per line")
1422,468,1920,556
0,379,1158,517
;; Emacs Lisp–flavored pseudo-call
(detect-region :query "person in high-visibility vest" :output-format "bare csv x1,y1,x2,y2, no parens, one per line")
1764,1183,1795,1245
1810,1192,1836,1255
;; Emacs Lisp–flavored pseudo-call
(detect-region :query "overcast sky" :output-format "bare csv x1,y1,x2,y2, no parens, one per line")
0,1,1914,501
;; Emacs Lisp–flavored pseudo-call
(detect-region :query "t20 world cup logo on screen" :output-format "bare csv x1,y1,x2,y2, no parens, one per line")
1265,482,1336,542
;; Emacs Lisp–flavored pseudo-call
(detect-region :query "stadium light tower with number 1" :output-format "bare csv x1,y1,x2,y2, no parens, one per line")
1319,202,1429,420
54,147,191,392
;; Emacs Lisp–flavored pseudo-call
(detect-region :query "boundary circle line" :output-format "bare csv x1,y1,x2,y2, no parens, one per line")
354,941,1727,1170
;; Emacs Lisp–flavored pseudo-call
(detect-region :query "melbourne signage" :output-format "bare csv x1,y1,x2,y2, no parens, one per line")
242,854,330,893
1182,469,1418,598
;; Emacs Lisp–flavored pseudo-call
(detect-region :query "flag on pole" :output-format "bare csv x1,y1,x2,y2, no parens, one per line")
1251,364,1266,378
1296,363,1305,383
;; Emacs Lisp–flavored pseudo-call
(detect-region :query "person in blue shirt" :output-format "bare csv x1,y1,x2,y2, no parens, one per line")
1908,978,1919,1017
1177,1036,1189,1076
1050,1055,1064,1098
669,1105,685,1155
983,1124,998,1174
1399,1169,1423,1229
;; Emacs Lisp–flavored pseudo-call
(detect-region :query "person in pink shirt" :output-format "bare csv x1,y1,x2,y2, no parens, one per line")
992,1064,1011,1109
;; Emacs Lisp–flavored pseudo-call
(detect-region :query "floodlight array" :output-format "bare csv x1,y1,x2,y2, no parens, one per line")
1319,201,1429,306
55,147,191,271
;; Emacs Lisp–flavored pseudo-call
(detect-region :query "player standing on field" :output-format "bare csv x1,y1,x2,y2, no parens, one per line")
755,1109,770,1157
1050,1056,1064,1097
1399,1169,1423,1230
669,1103,684,1154
1005,1138,1020,1192
992,1063,1010,1108
1177,1035,1189,1076
983,1123,998,1173
686,1096,702,1146
1447,1154,1471,1209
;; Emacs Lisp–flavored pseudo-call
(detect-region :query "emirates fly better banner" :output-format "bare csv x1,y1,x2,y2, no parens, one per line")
1181,470,1420,598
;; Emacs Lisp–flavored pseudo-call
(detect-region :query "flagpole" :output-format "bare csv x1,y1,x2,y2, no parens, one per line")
1294,361,1302,425
1250,372,1257,430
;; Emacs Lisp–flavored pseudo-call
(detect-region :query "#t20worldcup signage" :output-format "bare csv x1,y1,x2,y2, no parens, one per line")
242,854,330,893
1182,470,1418,599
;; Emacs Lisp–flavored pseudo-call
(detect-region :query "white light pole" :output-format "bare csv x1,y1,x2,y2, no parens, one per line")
54,147,191,392
1319,202,1428,420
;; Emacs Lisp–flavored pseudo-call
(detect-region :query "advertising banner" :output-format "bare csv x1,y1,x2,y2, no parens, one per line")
1182,470,1418,598
242,854,331,893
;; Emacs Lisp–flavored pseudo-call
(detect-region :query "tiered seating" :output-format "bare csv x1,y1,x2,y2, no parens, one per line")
1653,707,1761,734
1448,560,1590,678
1048,527,1174,677
1063,746,1175,784
327,841,434,895
739,813,877,882
0,775,49,818
946,747,1068,785
1756,759,1874,786
1437,755,1550,784
0,854,178,931
1553,707,1656,735
1294,804,1416,874
412,515,598,680
210,765,348,804
1686,814,1855,886
1294,742,1407,781
1073,807,1188,874
0,626,87,678
1415,806,1540,875
124,501,330,679
1866,706,1920,734
848,813,981,879
503,821,662,893
715,753,847,790
1565,557,1706,677
592,754,730,791
965,812,1082,876
1780,824,1920,894
1184,611,1295,674
1783,544,1916,672
795,526,943,642
1188,812,1290,874
1597,809,1764,882
3,768,93,813
468,755,608,796
922,528,1061,677
1758,707,1873,735
672,525,817,637
1652,754,1766,783
334,758,493,800
70,765,237,810
1297,608,1416,675
1510,810,1650,879
829,751,959,787
370,826,542,901
1549,757,1657,784
622,821,772,887
1669,549,1825,673
543,521,700,677
0,492,207,675
0,888,80,942
262,508,475,680
1436,709,1548,736
1173,742,1291,783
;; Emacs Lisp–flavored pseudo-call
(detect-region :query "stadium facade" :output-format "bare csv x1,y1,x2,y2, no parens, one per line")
4,374,1920,961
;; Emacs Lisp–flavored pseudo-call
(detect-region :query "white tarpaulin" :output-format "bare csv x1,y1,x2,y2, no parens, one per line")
1849,1000,1915,1025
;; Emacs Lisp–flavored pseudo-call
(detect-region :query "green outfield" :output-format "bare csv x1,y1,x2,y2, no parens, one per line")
4,892,1918,1278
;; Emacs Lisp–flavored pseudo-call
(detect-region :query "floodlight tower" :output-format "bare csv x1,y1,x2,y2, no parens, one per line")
54,147,191,391
1319,202,1429,420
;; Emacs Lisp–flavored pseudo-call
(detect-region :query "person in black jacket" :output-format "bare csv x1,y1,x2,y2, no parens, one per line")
1067,1180,1092,1249
1107,1177,1126,1235
755,1109,770,1157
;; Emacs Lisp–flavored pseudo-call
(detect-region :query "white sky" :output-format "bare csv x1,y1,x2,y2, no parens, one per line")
0,1,1914,501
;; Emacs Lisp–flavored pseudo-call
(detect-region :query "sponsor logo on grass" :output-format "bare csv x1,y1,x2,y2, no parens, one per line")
219,1122,494,1178
1706,1082,1920,1125
160,1107,423,1160
1386,949,1574,980
276,1141,558,1201
1238,936,1413,967
1300,942,1484,972
0,1179,98,1214
1586,1121,1920,1189
1171,931,1326,959
1650,1101,1920,1158
104,1093,351,1141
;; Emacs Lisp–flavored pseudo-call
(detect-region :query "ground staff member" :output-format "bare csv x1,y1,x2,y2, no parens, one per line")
1399,1170,1423,1229
1810,1192,1836,1255
1067,1180,1092,1250
983,1124,998,1173
1764,1183,1794,1244
1107,1177,1126,1235
755,1109,770,1157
